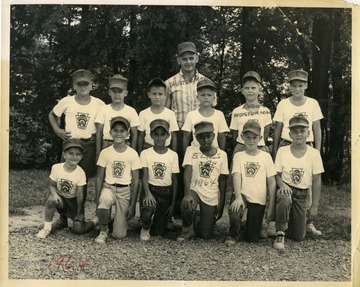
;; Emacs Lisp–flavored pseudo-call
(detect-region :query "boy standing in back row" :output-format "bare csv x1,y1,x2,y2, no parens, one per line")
49,69,105,229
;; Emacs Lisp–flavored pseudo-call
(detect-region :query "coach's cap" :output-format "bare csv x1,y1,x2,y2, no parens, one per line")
178,42,197,56
288,115,309,128
197,78,216,91
288,70,308,82
194,121,214,136
242,71,261,83
109,74,128,90
110,116,130,130
71,69,93,84
242,120,261,135
62,138,84,152
148,77,166,89
150,119,170,132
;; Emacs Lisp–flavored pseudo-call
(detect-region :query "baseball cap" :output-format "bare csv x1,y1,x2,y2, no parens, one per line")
242,120,261,135
150,119,170,132
288,115,309,128
197,78,216,91
71,69,93,84
109,74,128,90
242,71,261,83
110,116,130,130
288,70,308,82
177,42,197,56
148,77,166,89
62,138,84,152
194,121,214,136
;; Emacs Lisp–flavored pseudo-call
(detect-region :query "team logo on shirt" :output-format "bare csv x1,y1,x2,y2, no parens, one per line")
76,112,90,129
290,168,304,184
59,179,74,194
199,160,215,178
112,161,125,178
244,162,260,178
152,162,166,179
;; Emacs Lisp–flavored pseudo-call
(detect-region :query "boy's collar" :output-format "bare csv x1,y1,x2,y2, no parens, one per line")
243,103,260,109
180,69,199,80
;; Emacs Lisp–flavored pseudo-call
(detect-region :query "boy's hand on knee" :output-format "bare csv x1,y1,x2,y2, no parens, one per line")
55,129,71,141
143,193,156,207
230,198,244,213
278,185,292,196
308,205,318,217
181,194,195,212
125,205,136,220
52,193,62,205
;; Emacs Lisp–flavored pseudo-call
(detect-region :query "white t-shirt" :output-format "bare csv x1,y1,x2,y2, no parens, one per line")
183,145,229,206
181,109,229,148
275,145,324,189
49,163,86,199
97,145,142,185
138,107,179,146
273,97,323,142
53,95,105,139
232,151,276,205
230,104,272,146
140,147,180,186
95,104,140,140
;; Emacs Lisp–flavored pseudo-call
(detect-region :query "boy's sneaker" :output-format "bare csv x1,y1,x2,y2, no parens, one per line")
267,221,277,237
273,232,285,250
306,222,322,236
224,236,236,246
52,218,68,230
36,228,51,239
176,229,195,242
140,228,151,241
95,231,108,244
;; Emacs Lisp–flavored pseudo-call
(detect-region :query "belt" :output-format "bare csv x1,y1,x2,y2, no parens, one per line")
149,184,171,191
110,183,130,188
80,134,96,142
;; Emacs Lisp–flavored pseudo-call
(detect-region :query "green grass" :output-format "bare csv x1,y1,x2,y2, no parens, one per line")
8,169,351,240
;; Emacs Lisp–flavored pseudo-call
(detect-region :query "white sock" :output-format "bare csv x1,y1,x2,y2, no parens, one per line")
91,216,99,225
44,221,52,231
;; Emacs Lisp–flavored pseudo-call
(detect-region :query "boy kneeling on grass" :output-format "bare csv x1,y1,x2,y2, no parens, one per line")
36,139,98,239
177,121,229,241
273,115,324,249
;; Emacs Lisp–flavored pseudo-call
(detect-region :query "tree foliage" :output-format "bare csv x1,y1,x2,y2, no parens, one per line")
9,5,351,183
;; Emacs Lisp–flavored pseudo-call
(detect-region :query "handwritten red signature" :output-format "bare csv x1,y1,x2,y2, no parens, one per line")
48,255,91,271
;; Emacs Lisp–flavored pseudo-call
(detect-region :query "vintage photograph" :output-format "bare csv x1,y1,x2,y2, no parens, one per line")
2,1,353,285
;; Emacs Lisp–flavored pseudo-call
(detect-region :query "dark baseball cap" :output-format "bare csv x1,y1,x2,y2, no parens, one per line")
288,115,309,128
62,138,84,152
109,74,128,90
288,70,308,82
148,77,166,89
150,119,170,132
110,116,130,130
197,78,216,91
71,69,93,84
194,121,214,136
242,71,261,83
242,120,261,135
177,42,197,56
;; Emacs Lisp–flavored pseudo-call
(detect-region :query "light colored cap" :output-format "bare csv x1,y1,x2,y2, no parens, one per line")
62,138,84,152
178,42,197,56
194,121,214,136
288,70,308,82
110,116,130,130
71,69,93,84
242,71,261,83
288,115,309,128
150,119,170,132
197,78,216,90
109,74,128,90
242,120,261,135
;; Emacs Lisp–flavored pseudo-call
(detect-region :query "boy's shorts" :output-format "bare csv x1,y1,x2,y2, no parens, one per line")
98,182,131,239
56,194,78,220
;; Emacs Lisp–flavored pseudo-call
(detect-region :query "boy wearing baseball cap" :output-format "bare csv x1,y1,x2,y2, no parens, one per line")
139,119,179,240
177,121,229,241
273,115,324,249
95,74,140,158
95,116,142,244
48,69,105,230
225,120,276,245
36,138,98,238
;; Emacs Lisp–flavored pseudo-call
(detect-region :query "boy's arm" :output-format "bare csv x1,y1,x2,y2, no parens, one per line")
275,172,292,195
95,166,105,206
181,165,195,212
137,131,145,154
75,185,85,221
170,131,178,153
49,110,70,141
230,129,238,149
218,132,227,151
215,174,227,221
312,120,322,151
272,121,283,160
49,179,61,203
182,131,191,155
167,173,179,217
130,127,138,150
95,123,104,162
165,90,172,109
309,173,322,218
263,124,271,146
230,172,244,212
126,169,140,220
141,167,156,207
266,175,277,222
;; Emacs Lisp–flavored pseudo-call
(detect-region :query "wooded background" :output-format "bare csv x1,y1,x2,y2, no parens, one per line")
9,5,351,184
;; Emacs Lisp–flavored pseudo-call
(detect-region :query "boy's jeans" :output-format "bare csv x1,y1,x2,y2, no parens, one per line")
275,186,309,241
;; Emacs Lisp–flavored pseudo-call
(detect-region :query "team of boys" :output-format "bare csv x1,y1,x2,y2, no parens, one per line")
36,42,324,250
